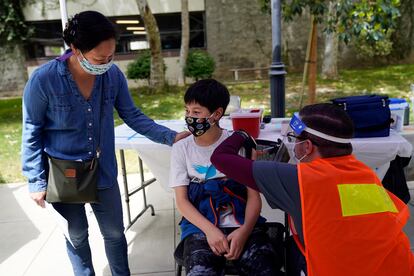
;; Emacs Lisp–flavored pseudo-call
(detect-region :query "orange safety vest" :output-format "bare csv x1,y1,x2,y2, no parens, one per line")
294,154,414,276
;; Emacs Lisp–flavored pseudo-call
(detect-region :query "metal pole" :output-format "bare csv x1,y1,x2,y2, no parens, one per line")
59,0,69,50
269,0,287,118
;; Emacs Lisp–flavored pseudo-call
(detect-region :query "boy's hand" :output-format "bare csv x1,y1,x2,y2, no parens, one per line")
224,227,249,260
206,227,230,256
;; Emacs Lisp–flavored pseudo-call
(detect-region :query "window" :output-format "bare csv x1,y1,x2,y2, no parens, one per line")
25,11,206,59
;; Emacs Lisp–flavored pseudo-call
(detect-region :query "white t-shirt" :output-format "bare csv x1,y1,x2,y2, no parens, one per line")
169,129,231,187
169,129,241,227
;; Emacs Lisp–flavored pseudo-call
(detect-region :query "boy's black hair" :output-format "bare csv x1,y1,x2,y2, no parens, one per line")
184,79,230,115
298,103,354,157
63,11,118,53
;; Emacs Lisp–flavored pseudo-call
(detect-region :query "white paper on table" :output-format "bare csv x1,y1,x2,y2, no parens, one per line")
45,202,74,247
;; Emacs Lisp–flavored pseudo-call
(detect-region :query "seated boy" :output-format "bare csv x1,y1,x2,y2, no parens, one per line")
169,79,280,275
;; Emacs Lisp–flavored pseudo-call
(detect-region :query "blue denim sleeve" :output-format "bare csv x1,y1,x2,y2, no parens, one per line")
21,70,48,192
114,69,177,145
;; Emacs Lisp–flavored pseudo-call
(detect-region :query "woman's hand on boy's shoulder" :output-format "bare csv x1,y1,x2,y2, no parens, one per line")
174,131,191,143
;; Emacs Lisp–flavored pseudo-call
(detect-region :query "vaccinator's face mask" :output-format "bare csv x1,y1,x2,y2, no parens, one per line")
293,140,308,162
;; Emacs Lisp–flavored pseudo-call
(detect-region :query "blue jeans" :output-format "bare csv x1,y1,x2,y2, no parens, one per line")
53,183,130,276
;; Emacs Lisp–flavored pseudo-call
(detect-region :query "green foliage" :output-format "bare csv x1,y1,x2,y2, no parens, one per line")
126,50,167,83
0,0,33,43
335,0,400,56
184,50,215,80
127,50,151,81
259,0,401,57
2,63,414,183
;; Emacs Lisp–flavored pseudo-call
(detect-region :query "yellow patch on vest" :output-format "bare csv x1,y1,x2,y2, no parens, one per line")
337,184,398,217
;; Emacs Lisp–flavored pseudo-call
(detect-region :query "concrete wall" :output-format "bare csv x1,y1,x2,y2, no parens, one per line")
0,45,28,95
19,0,414,86
205,0,273,80
23,0,204,21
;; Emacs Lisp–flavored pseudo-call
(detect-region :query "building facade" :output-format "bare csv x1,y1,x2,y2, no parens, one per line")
22,0,276,84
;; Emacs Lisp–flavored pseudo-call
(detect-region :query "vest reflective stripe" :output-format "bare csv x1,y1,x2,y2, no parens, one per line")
337,184,398,216
297,155,414,276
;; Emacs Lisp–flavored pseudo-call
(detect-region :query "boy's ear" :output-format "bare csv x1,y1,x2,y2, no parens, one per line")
215,107,224,118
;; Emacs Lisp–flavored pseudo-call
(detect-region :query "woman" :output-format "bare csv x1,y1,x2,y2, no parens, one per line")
21,10,188,276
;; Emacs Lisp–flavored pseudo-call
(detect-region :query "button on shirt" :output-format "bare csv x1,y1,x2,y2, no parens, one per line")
22,51,177,192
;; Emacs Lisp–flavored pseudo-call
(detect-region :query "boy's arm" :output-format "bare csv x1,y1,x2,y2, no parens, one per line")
242,187,262,232
225,187,261,260
174,186,230,255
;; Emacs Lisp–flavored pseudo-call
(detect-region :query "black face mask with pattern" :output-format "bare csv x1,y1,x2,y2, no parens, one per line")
185,115,214,137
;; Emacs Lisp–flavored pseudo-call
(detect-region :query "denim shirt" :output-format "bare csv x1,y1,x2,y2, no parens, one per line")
22,51,177,192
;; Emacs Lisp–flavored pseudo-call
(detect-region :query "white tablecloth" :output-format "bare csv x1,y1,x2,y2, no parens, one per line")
115,118,413,190
115,118,412,222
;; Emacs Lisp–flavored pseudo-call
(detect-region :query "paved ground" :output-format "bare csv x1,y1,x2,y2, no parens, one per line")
0,173,180,276
1,176,413,276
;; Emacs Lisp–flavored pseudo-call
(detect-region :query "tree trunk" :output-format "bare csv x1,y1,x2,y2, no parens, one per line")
136,0,165,89
299,15,314,109
0,43,27,95
308,18,318,104
321,1,338,79
178,0,189,86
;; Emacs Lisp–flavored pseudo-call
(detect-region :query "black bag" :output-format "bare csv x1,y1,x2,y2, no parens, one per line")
46,156,99,203
332,95,391,138
45,89,104,203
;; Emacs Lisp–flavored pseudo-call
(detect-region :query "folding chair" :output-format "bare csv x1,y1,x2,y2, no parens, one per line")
174,222,286,276
255,138,291,275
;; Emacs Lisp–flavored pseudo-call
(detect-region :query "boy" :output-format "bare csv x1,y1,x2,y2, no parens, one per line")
169,79,279,275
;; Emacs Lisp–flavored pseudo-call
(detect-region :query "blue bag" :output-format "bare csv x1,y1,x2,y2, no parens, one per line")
331,95,391,138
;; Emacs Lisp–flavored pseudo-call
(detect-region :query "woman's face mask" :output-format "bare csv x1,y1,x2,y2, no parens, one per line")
185,113,215,137
77,51,113,75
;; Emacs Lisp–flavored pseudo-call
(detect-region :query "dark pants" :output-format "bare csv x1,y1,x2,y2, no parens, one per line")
285,236,307,276
183,227,281,276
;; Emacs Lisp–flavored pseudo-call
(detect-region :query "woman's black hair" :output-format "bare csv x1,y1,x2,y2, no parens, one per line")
298,103,354,157
62,11,118,53
184,79,230,115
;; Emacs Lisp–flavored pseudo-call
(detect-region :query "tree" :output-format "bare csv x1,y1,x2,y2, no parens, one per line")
0,0,32,93
126,50,166,85
260,0,401,105
126,50,151,85
321,1,339,79
185,50,215,80
136,0,165,89
178,0,189,86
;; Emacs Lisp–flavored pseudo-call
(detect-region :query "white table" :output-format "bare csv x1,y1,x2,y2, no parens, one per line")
115,118,413,224
116,118,413,187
